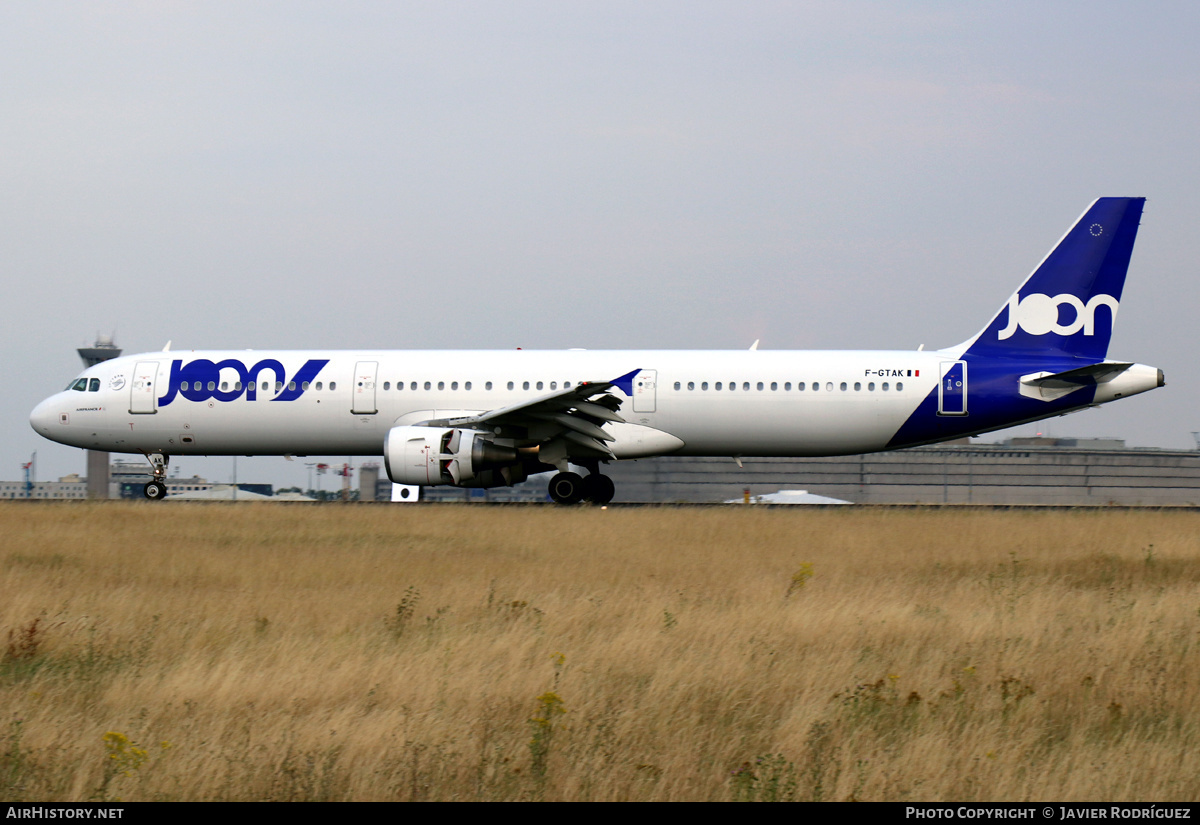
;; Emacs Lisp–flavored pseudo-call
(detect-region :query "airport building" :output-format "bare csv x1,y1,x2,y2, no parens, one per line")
1,461,270,500
1,474,90,500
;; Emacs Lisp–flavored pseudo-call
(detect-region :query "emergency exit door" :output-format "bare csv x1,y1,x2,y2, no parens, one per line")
633,369,657,413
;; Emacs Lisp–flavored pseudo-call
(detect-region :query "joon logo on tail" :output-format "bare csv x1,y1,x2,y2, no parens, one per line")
996,293,1119,340
157,358,330,406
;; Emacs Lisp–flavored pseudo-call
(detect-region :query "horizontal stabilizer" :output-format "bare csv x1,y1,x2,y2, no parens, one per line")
1019,362,1133,401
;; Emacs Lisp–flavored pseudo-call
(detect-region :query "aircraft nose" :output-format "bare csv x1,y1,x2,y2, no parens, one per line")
29,396,59,435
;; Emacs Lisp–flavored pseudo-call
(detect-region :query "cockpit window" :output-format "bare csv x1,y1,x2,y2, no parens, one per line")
69,378,88,392
89,378,100,392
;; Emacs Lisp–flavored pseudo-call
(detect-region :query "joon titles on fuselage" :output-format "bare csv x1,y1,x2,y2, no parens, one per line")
154,358,331,405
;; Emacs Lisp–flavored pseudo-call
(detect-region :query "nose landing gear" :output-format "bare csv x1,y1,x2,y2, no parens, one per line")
142,453,170,501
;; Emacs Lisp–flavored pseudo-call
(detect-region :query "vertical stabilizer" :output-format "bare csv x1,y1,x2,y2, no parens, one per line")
962,197,1144,361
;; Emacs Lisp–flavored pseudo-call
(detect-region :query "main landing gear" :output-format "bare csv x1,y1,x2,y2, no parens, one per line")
142,453,169,501
547,470,615,505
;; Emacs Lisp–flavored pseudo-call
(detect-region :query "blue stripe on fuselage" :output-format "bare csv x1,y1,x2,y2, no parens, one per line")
886,355,1099,449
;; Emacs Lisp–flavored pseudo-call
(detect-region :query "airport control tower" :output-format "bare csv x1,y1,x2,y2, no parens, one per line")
77,334,121,498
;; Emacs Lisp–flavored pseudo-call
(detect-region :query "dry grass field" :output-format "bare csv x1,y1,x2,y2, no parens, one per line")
2,502,1198,802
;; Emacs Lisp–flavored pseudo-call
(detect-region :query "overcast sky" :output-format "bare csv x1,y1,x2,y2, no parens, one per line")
4,1,1198,489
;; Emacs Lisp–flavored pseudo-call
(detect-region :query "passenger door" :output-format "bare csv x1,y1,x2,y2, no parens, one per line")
129,361,159,414
352,361,379,414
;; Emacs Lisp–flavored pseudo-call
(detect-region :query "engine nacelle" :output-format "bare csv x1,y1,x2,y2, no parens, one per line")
383,426,526,488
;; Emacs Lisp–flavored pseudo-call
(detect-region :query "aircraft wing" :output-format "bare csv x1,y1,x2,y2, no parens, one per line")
421,368,639,458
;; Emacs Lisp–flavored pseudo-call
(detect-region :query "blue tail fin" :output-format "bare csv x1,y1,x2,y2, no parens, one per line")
962,197,1145,361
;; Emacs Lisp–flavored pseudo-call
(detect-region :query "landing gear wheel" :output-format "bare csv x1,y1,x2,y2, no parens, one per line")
547,471,585,505
142,453,170,501
582,473,615,505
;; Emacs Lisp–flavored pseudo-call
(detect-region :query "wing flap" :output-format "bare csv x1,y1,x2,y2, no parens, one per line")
418,368,641,461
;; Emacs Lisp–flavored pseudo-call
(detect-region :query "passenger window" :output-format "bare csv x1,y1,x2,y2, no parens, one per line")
757,382,764,391
465,382,472,390
854,382,861,391
89,378,100,392
220,381,229,391
275,381,283,392
769,382,776,391
485,381,492,390
868,382,875,391
897,382,904,391
383,382,390,390
236,382,243,391
882,382,889,391
523,381,530,390
784,382,791,391
715,382,723,391
302,382,309,390
410,382,417,391
744,382,750,391
826,382,834,392
330,382,337,391
564,382,571,388
508,382,514,390
314,382,321,391
261,382,269,391
840,382,847,391
674,381,681,390
451,381,458,390
701,382,708,390
798,382,806,391
536,381,543,390
288,381,296,391
687,381,695,390
424,381,431,390
437,381,444,391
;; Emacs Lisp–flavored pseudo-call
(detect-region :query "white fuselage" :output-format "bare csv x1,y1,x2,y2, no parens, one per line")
32,348,949,459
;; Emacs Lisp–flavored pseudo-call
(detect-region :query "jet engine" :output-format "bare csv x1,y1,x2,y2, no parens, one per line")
383,425,526,488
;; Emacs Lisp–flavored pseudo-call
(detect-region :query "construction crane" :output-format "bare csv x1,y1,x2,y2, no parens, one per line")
21,453,35,498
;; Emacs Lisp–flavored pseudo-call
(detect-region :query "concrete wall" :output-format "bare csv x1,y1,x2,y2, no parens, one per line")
603,446,1200,505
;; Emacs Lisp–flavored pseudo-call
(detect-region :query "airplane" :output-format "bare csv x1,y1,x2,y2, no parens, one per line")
30,197,1163,504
